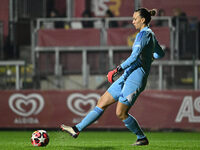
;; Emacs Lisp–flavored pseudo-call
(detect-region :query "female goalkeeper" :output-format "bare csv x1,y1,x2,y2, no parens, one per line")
61,7,165,146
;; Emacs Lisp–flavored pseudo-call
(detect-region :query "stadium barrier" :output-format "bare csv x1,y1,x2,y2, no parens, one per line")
0,90,200,131
34,46,200,90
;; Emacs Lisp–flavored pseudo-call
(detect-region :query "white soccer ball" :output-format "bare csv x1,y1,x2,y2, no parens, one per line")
31,130,49,147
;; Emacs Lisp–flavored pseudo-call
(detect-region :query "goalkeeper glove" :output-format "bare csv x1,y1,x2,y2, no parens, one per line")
107,65,123,83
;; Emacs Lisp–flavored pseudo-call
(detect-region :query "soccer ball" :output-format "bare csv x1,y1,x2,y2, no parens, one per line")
31,130,49,147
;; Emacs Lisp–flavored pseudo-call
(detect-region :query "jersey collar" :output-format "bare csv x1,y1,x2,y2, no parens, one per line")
140,26,149,32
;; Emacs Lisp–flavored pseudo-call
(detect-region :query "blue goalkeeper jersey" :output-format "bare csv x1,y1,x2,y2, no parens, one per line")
120,26,165,80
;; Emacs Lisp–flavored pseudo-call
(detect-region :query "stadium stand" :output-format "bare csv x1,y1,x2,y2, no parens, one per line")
0,0,199,90
142,0,200,20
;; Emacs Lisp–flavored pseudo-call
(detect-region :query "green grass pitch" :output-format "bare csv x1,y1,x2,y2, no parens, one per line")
0,130,199,150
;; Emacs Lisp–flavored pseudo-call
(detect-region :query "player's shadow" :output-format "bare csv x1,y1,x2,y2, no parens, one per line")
156,145,192,150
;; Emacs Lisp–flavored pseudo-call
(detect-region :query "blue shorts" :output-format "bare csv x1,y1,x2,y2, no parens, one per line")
107,67,147,106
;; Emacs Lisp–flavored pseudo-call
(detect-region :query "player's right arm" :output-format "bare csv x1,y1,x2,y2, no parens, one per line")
120,31,149,70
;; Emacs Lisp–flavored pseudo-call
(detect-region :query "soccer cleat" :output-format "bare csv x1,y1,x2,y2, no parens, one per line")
132,137,149,146
60,124,79,138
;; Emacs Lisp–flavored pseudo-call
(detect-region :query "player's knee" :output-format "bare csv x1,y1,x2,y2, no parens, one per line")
116,109,127,120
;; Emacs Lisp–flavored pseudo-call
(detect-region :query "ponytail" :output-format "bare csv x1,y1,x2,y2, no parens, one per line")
149,9,157,16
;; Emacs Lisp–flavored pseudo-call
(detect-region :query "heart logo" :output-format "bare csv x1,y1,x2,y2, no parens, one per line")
67,93,100,116
8,93,44,117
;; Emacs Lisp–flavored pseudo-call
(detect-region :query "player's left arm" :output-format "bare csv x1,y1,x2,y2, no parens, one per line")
153,39,165,59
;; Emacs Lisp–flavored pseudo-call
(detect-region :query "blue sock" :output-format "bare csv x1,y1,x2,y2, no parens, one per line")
75,106,103,131
123,114,145,140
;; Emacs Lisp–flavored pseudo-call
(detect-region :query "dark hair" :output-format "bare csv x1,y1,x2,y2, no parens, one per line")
82,9,93,17
106,9,114,17
135,8,157,25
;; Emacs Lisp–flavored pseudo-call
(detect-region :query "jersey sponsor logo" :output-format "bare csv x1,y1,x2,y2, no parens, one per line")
67,93,100,117
175,96,200,123
134,45,141,47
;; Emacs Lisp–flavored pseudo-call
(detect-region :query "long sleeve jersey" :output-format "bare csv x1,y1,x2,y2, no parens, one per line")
120,26,165,79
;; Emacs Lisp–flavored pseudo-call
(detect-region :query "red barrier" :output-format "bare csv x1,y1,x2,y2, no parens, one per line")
38,27,170,48
107,27,170,47
107,28,134,46
38,29,101,46
0,90,200,130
